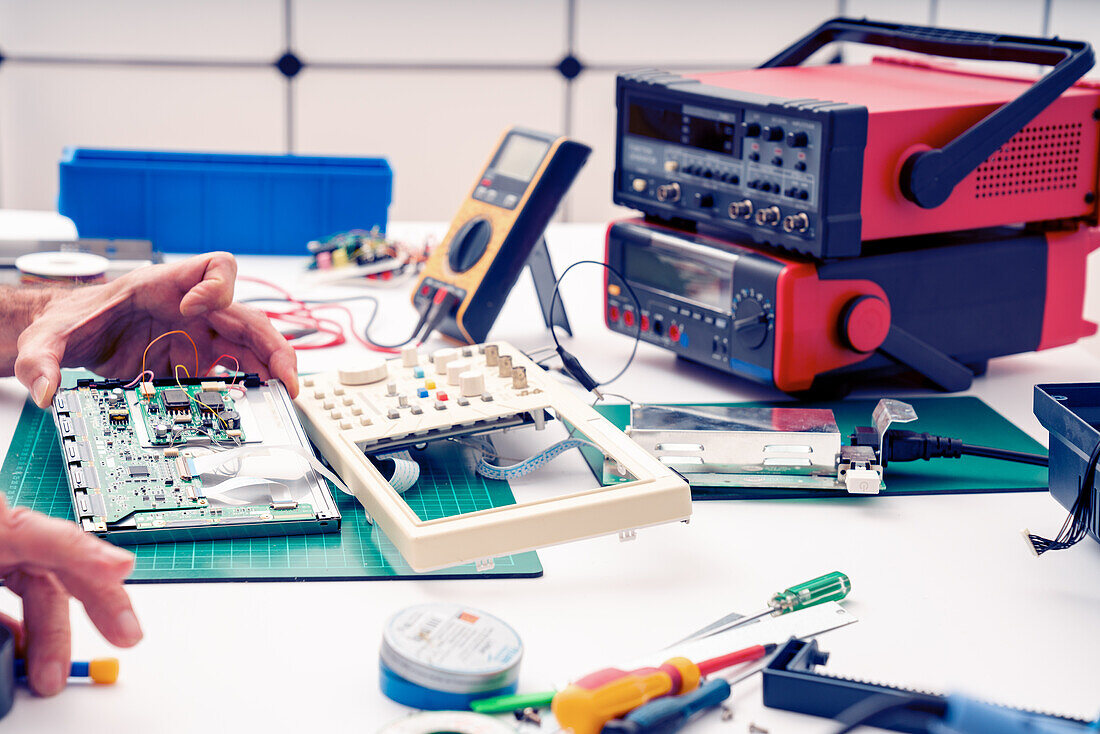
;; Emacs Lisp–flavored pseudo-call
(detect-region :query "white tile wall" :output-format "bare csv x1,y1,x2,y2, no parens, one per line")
1051,0,1100,78
574,0,836,67
0,65,285,210
294,0,567,63
294,69,564,222
0,0,1081,224
569,70,632,225
936,0,1048,35
0,0,282,60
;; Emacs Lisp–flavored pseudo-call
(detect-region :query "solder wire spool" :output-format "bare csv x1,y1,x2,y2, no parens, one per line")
15,251,108,286
379,603,523,711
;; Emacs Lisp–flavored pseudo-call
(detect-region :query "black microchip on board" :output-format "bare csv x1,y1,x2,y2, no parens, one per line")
162,389,190,409
196,391,224,411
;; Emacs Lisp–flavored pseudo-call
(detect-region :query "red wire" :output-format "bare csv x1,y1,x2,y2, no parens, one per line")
204,354,241,384
696,644,772,677
238,275,398,354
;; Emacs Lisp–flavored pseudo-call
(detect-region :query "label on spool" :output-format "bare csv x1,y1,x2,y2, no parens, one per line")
376,711,516,734
380,603,523,695
15,251,108,286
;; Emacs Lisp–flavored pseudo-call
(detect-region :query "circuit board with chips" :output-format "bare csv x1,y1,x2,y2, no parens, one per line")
134,382,245,446
51,375,341,544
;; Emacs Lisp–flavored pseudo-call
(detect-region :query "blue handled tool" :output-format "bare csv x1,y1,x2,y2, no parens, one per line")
599,677,731,733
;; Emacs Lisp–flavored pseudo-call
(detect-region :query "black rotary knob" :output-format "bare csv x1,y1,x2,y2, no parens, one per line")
448,217,493,272
733,297,770,349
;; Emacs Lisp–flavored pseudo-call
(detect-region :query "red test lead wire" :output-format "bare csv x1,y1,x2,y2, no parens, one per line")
236,275,400,354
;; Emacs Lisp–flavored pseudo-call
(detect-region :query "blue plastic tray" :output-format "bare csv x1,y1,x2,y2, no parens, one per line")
59,148,392,255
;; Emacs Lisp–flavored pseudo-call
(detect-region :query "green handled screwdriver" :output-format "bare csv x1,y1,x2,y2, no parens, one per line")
672,571,851,646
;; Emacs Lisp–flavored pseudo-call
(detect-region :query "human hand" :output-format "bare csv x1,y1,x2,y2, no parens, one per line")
0,494,140,696
14,252,298,408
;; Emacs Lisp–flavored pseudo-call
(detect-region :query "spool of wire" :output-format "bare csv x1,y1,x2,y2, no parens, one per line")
15,252,108,286
379,603,523,711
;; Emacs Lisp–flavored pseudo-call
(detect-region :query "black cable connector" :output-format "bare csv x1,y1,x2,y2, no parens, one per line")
883,429,964,463
556,346,601,393
850,427,1048,468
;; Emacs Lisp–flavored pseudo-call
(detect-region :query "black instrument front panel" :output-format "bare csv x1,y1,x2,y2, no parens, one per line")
604,220,784,385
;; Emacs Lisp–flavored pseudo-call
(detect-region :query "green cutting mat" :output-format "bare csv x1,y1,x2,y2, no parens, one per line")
582,397,1048,499
2,399,542,582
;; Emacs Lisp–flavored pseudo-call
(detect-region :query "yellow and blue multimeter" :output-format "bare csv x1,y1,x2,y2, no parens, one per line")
412,127,591,344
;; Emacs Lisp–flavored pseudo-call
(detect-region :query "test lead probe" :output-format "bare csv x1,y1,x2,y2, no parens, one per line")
362,287,462,350
547,260,642,394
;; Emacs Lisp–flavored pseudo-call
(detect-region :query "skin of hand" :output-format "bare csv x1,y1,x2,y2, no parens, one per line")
0,493,141,696
0,252,298,696
9,251,299,407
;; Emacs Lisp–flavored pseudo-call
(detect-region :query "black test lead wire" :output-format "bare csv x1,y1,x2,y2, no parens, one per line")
547,260,642,394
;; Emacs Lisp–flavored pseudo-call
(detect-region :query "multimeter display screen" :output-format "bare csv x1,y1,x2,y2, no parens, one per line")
492,135,551,182
623,242,732,311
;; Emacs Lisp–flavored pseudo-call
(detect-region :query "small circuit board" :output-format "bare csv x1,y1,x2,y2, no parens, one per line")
133,381,244,446
52,375,340,544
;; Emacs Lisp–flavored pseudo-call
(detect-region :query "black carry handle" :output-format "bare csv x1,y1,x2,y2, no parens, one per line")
760,17,1095,208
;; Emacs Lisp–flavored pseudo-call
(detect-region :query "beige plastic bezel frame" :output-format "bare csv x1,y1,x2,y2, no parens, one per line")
294,343,692,571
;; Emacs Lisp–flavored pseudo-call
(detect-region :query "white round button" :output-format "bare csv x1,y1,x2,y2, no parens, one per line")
446,360,470,385
338,354,388,385
460,371,485,397
401,346,419,368
434,349,456,375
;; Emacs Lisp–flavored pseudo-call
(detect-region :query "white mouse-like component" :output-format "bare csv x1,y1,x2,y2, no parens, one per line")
338,354,388,385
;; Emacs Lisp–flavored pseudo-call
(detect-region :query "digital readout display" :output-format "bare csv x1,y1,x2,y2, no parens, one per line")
627,99,735,154
491,134,551,182
623,241,733,311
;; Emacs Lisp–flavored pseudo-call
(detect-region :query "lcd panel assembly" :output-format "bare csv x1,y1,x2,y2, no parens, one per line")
51,375,341,544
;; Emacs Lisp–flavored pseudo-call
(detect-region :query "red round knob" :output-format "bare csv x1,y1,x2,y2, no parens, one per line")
842,295,891,353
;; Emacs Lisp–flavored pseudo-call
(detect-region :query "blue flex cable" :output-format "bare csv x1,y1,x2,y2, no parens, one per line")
475,438,598,481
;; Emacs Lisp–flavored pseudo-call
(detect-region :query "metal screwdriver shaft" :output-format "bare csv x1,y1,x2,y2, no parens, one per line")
675,572,851,645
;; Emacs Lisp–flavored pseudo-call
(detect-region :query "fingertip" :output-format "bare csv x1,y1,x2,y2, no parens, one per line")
32,375,54,409
271,348,299,398
15,352,61,410
31,660,65,697
94,544,135,578
113,610,143,648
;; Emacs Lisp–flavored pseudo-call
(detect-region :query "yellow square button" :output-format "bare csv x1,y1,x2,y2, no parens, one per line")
425,380,436,389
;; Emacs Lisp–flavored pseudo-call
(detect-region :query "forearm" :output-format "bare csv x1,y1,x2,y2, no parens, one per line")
0,286,56,376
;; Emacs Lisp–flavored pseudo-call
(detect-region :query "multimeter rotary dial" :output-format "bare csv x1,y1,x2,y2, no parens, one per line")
732,291,774,349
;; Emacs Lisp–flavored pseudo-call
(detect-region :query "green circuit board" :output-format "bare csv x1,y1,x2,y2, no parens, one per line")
136,382,245,446
53,377,340,543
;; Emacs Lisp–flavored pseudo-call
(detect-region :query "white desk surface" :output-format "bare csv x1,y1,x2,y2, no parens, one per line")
1,221,1098,733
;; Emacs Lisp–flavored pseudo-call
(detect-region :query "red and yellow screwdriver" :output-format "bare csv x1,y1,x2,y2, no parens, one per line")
550,644,775,734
